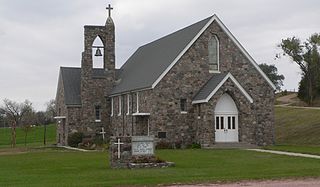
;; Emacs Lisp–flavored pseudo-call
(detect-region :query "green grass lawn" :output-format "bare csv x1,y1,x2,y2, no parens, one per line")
265,145,320,156
0,124,56,148
0,148,320,187
274,106,320,145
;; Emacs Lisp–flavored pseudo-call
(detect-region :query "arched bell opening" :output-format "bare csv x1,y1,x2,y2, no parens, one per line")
92,36,104,69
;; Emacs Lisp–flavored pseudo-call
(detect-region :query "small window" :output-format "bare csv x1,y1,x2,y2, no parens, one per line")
216,116,220,129
158,132,167,138
180,98,187,113
232,116,236,129
228,116,231,129
111,97,114,117
220,116,224,129
95,105,101,122
118,96,122,116
126,94,130,115
208,35,219,72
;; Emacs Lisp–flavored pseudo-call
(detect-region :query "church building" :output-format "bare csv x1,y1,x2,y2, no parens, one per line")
55,5,275,147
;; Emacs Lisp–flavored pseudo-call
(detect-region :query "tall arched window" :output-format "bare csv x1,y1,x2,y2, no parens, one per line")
92,36,104,68
208,35,219,72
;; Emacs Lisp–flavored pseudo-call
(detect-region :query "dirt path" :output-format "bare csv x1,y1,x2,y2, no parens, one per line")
276,93,297,104
168,178,320,187
0,148,28,156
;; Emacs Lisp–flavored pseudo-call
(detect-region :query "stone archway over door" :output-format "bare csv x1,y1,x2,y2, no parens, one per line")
214,93,239,142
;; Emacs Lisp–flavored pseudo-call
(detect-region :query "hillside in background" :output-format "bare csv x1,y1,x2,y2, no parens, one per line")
275,106,320,145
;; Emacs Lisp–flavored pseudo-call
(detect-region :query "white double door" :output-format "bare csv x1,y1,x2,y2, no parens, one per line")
215,115,238,142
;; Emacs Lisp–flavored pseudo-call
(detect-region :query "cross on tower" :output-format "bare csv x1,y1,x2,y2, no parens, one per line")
106,4,113,17
114,138,124,159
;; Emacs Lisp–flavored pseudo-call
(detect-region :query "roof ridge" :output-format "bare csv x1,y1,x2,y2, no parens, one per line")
139,15,213,49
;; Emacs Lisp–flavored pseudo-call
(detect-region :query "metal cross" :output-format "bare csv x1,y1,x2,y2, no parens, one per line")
99,127,106,140
114,138,124,159
106,4,113,17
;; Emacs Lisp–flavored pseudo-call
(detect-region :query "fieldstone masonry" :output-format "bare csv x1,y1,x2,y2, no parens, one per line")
56,9,275,148
110,136,174,169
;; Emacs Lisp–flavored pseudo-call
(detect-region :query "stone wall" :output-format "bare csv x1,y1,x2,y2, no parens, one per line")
55,73,68,145
110,20,274,147
79,20,115,142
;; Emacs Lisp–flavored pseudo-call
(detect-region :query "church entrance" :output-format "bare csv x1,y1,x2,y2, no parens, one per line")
214,93,239,142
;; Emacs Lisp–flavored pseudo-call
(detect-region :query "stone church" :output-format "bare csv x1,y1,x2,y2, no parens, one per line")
55,6,275,147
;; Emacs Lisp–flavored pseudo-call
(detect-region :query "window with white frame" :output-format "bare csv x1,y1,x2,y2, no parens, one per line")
95,105,101,122
136,92,139,113
118,96,122,116
111,97,114,116
208,35,219,72
180,98,187,113
126,94,130,115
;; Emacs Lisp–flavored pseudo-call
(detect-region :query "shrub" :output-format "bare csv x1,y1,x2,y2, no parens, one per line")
156,141,173,149
190,142,201,149
67,132,84,147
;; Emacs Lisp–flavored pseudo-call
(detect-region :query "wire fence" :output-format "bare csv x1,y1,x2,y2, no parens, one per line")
0,124,56,148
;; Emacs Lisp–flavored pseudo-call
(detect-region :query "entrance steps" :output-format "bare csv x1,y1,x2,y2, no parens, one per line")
204,142,258,149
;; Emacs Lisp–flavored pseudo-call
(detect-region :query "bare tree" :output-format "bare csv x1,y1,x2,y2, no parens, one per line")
1,99,34,147
44,99,56,145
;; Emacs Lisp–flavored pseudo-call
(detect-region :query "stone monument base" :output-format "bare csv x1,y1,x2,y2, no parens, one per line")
110,136,175,169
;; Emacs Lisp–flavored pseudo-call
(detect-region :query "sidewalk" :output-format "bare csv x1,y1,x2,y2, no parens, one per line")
247,148,320,159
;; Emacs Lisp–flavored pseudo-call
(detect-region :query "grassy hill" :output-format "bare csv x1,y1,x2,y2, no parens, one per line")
275,106,320,145
0,124,56,148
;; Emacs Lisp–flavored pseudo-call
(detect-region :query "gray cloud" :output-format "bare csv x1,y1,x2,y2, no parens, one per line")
0,0,319,110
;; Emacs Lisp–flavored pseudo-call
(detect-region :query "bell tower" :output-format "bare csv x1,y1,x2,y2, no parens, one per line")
81,4,115,74
79,4,115,140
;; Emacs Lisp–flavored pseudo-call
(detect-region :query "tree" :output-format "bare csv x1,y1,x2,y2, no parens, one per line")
259,63,285,91
1,99,34,147
277,33,320,105
45,99,56,124
43,99,56,145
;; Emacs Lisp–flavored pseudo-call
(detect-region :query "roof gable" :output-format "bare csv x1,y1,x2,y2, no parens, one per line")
110,16,213,95
111,14,276,96
192,72,254,104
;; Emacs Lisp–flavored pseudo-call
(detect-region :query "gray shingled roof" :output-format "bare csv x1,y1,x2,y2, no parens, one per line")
193,73,228,102
60,67,81,105
60,67,113,106
110,16,213,95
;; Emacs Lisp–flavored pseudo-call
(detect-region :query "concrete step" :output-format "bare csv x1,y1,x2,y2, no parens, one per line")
204,142,258,149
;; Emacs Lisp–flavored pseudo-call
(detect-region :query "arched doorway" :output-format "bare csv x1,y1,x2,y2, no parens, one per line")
214,93,239,142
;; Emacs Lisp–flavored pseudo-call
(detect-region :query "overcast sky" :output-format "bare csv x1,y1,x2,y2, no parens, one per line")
0,0,319,111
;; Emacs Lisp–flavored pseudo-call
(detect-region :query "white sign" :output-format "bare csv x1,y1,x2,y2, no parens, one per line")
132,136,154,156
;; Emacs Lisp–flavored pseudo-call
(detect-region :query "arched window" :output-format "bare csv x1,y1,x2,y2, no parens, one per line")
208,35,219,72
92,36,104,69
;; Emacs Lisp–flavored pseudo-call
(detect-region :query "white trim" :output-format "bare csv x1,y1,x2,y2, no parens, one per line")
118,96,121,116
180,111,188,114
209,70,220,74
192,72,254,104
136,92,139,113
213,16,276,90
111,97,113,116
126,94,130,115
54,116,66,119
132,112,150,116
95,119,101,122
151,14,276,90
151,16,214,89
108,87,152,97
